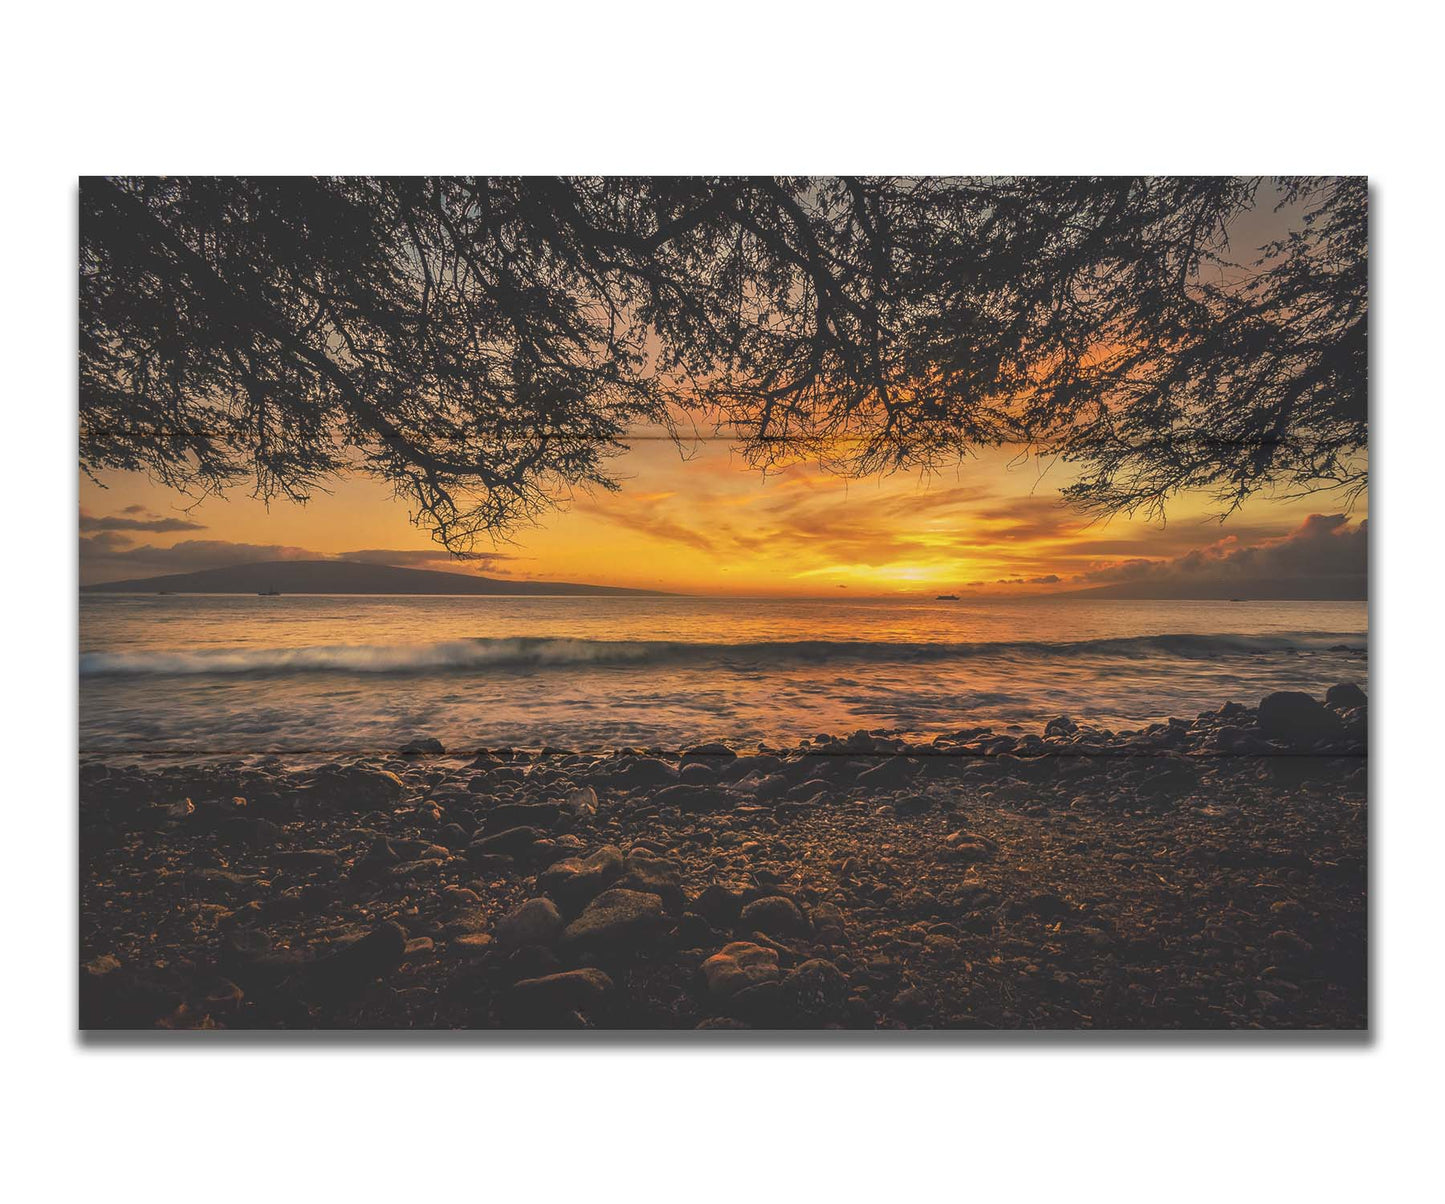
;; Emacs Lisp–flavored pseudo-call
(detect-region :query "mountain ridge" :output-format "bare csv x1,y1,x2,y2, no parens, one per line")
80,560,671,596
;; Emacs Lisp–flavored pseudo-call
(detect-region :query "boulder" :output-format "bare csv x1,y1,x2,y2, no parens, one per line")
651,783,728,812
495,897,564,948
857,758,919,789
616,758,678,788
308,765,405,808
692,883,744,926
700,941,779,999
738,895,808,938
480,802,561,833
1325,682,1368,710
780,958,849,1021
508,968,614,1015
614,852,686,912
538,846,625,911
565,786,598,816
1257,691,1344,746
307,921,407,999
562,888,668,953
399,737,445,756
467,825,546,860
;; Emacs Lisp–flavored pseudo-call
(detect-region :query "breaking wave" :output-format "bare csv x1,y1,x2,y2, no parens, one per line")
79,631,1366,678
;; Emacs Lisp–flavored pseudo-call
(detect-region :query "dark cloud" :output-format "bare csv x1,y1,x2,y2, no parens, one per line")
82,539,320,580
80,508,207,533
80,532,522,585
79,532,134,555
1070,514,1367,599
339,548,521,575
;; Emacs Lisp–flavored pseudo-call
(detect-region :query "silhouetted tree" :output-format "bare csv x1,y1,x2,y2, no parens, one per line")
81,176,1365,551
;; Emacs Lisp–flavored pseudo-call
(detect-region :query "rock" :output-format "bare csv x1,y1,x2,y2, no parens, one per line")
693,883,743,926
350,835,401,880
1325,682,1367,710
451,932,494,957
857,758,919,789
680,762,718,785
811,901,847,944
538,846,625,911
467,825,546,860
388,858,446,882
1045,716,1078,737
651,783,728,812
481,802,561,833
684,742,736,759
309,765,405,808
892,986,931,1021
508,968,614,1015
307,921,406,999
700,941,779,999
399,737,445,756
495,897,564,948
1257,691,1344,746
438,822,471,849
562,888,667,953
781,959,849,1021
215,815,283,849
1268,930,1314,957
565,786,598,816
941,830,998,862
616,758,678,788
441,885,481,909
738,895,808,938
79,958,185,1028
274,848,342,875
1025,891,1070,918
614,852,686,912
894,794,935,816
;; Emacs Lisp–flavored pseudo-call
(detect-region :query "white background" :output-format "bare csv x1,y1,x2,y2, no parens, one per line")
2,3,1439,1200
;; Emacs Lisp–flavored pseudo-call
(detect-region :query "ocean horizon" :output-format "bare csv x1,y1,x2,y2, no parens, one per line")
80,594,1368,754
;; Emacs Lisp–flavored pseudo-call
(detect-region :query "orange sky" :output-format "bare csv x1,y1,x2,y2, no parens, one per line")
79,430,1365,595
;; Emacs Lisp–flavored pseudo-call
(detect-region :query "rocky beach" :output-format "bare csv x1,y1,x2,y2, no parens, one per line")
80,687,1367,1031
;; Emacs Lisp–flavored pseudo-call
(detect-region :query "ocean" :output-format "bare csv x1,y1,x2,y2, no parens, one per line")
77,595,1369,756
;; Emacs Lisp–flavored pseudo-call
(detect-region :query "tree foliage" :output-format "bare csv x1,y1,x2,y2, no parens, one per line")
81,175,1366,550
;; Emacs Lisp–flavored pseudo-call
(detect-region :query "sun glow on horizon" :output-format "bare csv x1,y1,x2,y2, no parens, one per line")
79,430,1365,598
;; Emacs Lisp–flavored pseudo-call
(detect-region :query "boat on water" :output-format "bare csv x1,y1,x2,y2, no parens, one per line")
258,588,282,597
936,593,960,600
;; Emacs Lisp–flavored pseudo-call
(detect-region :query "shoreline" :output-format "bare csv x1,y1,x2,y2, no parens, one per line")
80,688,1368,1030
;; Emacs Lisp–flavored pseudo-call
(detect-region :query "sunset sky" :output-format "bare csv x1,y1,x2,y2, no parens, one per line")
79,430,1368,598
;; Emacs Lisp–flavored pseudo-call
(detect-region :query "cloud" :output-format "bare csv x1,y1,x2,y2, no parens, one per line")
339,548,520,574
1067,514,1367,599
83,539,321,578
80,508,207,533
578,497,718,554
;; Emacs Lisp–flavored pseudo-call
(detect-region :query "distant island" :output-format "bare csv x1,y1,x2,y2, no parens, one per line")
80,560,670,597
